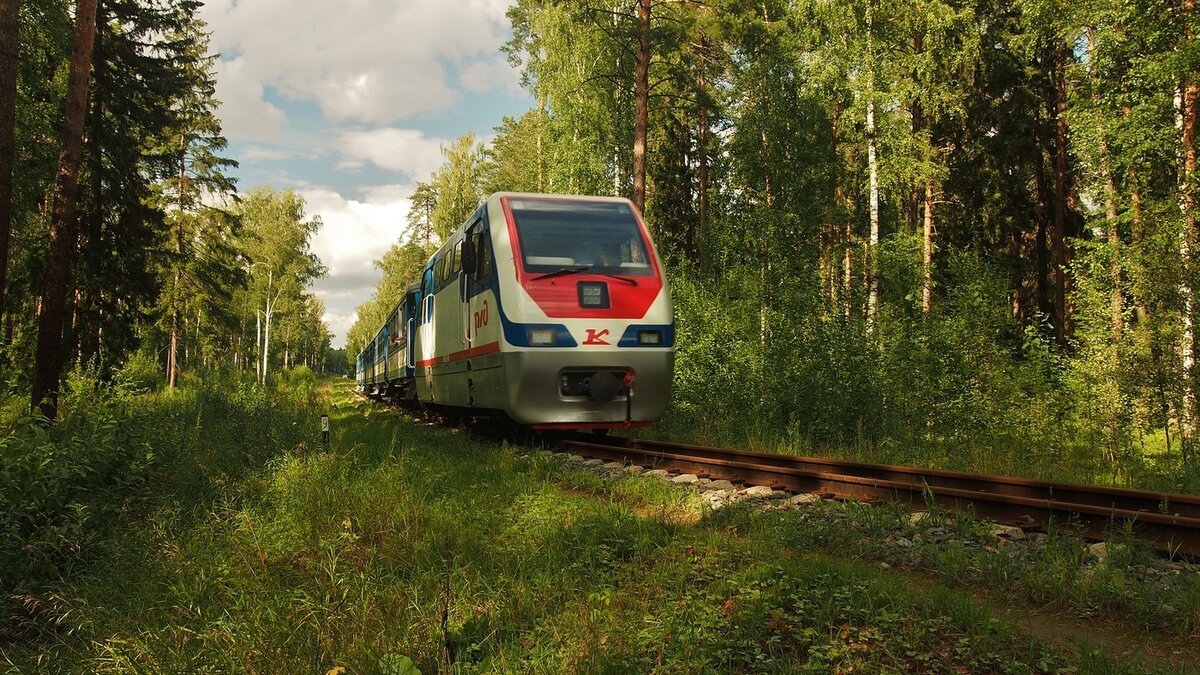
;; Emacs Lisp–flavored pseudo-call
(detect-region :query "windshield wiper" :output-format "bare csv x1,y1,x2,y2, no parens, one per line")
531,266,640,286
595,272,639,286
532,266,589,280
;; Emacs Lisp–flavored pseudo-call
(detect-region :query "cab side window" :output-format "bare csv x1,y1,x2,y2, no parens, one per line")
473,231,491,279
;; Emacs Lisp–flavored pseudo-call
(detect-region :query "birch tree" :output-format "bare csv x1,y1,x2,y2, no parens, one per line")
238,188,325,385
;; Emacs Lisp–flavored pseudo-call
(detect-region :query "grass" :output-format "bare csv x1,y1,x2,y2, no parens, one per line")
1,378,1187,673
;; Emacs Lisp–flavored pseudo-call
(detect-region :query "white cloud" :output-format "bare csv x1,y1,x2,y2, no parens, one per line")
240,145,301,162
200,0,519,134
212,57,287,140
337,128,448,178
302,186,416,346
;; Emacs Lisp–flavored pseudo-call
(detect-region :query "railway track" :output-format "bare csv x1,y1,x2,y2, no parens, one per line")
554,434,1200,557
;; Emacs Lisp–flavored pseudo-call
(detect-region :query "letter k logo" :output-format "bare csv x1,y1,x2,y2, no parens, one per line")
583,328,610,345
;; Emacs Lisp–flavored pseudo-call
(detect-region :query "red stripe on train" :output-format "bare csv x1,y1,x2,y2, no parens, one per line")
415,341,501,368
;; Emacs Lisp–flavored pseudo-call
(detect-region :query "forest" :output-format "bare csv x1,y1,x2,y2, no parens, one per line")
0,0,332,421
2,0,1199,669
2,0,1197,488
349,0,1200,492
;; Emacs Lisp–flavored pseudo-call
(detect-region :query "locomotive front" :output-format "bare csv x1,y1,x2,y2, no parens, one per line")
490,194,674,428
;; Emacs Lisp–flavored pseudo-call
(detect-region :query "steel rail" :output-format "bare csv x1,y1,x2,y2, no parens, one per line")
557,436,1200,557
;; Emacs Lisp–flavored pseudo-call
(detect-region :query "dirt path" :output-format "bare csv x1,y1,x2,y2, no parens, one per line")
981,594,1198,673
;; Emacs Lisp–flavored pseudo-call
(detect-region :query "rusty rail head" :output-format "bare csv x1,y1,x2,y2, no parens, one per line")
557,436,1200,558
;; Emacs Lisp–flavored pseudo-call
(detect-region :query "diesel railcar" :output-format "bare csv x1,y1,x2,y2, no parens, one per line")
357,192,674,430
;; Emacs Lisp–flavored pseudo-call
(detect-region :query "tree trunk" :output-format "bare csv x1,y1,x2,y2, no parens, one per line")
31,0,97,418
697,38,709,271
255,311,261,381
1101,140,1122,342
909,33,924,234
1182,0,1198,447
844,191,854,322
827,103,842,306
167,297,178,388
1033,146,1052,318
1089,27,1123,343
923,178,934,313
631,0,649,214
262,302,271,385
866,98,880,333
1052,42,1071,347
0,0,18,335
865,0,879,334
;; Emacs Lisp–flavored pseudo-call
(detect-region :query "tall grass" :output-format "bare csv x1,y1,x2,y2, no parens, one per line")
1,379,1171,673
1,367,316,604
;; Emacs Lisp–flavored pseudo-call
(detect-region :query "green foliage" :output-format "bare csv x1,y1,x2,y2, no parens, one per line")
0,368,316,606
428,133,488,242
0,369,153,593
492,0,1200,492
115,349,163,396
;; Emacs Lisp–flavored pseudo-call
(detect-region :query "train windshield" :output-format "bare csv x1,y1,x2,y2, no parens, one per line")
508,198,654,277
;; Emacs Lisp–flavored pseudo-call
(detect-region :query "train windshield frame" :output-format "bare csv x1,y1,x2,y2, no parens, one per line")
507,198,655,277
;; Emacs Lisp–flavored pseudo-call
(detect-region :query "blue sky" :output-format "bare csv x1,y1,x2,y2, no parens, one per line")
198,0,534,347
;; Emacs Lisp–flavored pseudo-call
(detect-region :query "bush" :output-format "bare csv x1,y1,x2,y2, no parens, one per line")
0,368,317,599
1,372,155,592
115,349,163,395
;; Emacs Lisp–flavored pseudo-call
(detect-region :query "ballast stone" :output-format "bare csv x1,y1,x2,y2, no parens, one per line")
908,511,932,525
743,485,775,498
990,524,1027,541
644,469,671,479
701,480,736,492
601,461,625,471
703,491,733,510
583,459,605,467
671,473,700,485
790,493,820,506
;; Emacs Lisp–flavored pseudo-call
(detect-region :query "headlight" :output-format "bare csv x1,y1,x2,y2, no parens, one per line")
528,328,557,346
637,330,662,345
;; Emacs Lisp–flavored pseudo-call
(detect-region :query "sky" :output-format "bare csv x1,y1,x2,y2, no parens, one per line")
198,0,534,348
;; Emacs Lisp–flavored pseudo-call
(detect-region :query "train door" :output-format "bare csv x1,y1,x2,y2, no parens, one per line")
385,309,400,380
460,222,480,346
406,289,418,371
438,239,464,404
418,265,436,401
461,218,497,408
461,219,490,349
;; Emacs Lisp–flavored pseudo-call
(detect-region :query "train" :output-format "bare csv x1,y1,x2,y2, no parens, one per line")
355,192,674,430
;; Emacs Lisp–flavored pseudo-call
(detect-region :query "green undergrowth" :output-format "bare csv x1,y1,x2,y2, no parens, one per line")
0,379,1181,673
1,368,317,626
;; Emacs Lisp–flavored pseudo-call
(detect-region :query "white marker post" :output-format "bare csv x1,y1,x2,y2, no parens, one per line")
321,414,330,447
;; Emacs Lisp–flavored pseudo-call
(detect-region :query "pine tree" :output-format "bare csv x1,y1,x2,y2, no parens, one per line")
32,0,97,418
147,9,238,387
